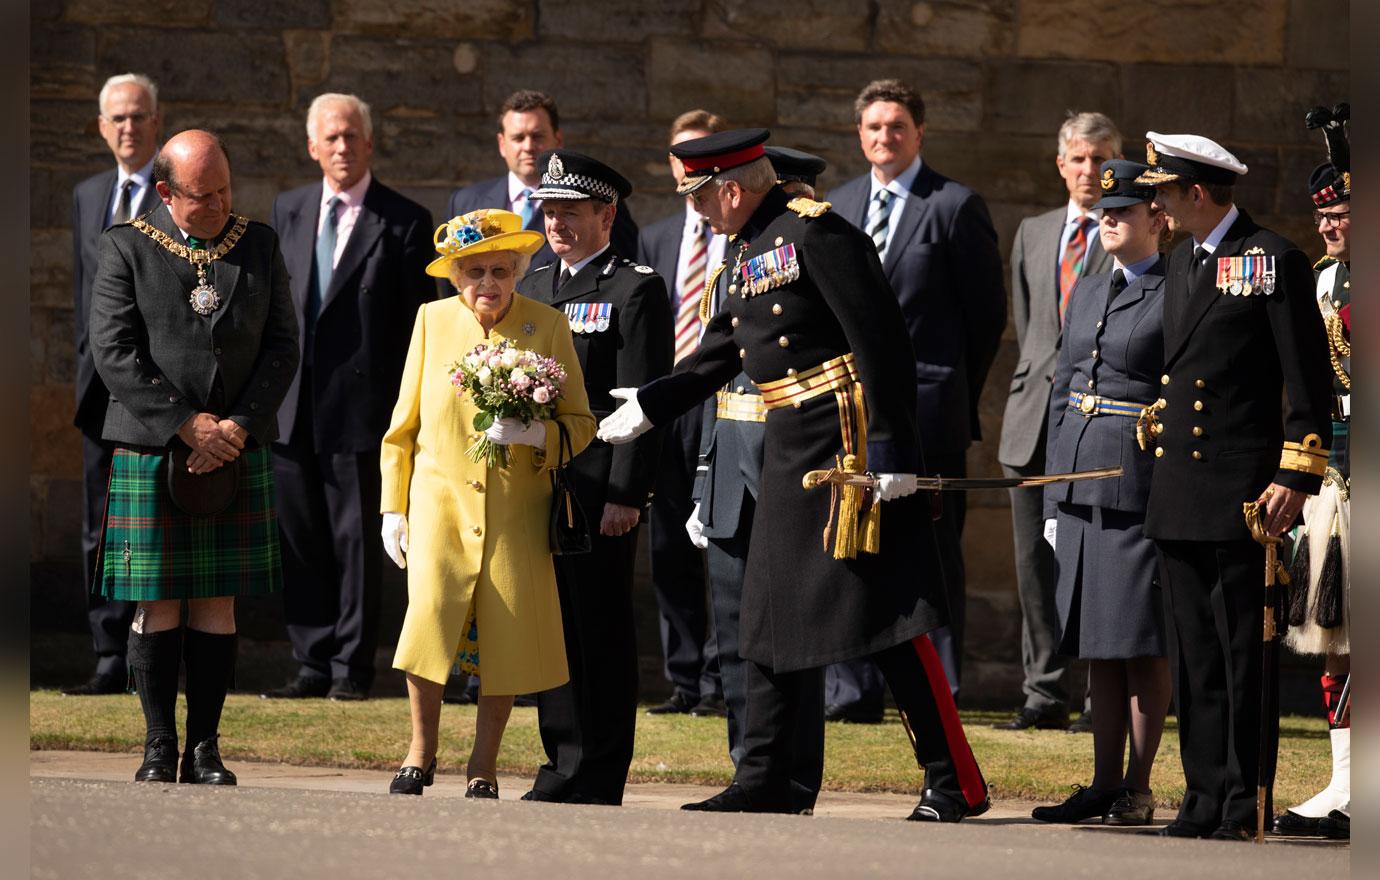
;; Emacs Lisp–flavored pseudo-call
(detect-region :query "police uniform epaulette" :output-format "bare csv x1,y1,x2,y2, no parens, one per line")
531,263,551,272
599,253,620,278
787,197,831,218
1314,255,1338,271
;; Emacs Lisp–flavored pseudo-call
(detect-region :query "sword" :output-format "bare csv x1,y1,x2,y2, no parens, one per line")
801,466,1122,492
1245,499,1289,844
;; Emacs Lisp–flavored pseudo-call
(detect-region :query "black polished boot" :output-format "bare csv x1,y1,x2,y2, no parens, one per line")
908,787,991,822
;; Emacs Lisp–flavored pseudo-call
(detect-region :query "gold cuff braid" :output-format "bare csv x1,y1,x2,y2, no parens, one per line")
1279,433,1329,476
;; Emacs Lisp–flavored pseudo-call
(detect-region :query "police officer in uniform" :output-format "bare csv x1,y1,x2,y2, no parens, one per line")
601,130,989,821
516,150,674,805
1135,133,1334,840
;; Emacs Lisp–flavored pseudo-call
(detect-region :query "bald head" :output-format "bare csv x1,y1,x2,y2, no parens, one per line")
154,130,233,238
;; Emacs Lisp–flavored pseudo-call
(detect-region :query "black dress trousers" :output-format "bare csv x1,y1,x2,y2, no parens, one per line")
82,432,134,679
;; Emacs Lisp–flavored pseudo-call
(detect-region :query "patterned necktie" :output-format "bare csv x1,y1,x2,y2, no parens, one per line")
112,179,134,226
517,188,534,227
867,189,893,255
1059,215,1090,324
675,220,708,363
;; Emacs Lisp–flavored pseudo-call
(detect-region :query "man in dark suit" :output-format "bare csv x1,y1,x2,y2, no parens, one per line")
261,93,435,701
65,73,164,695
516,149,673,805
447,90,638,273
827,79,1007,712
994,112,1120,731
637,109,729,717
1136,132,1333,840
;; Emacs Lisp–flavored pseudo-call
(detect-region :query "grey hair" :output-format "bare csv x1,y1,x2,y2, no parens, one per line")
712,156,777,195
99,73,158,115
307,93,374,141
1057,111,1122,158
447,250,531,288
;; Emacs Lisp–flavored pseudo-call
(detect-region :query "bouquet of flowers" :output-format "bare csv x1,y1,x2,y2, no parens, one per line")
448,339,568,468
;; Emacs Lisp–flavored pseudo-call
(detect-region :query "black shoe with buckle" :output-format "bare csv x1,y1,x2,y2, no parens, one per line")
1104,788,1155,826
465,778,499,799
991,706,1069,731
681,782,793,813
908,787,991,823
1208,819,1253,841
180,736,237,785
1031,784,1118,823
62,674,126,696
389,758,436,795
646,691,697,715
327,678,369,702
1272,809,1324,836
134,736,178,783
1319,809,1349,839
259,674,330,700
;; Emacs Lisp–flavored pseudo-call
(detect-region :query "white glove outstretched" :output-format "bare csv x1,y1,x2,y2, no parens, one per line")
486,416,547,447
875,473,919,501
597,388,652,445
685,502,708,550
1043,518,1058,551
382,512,409,569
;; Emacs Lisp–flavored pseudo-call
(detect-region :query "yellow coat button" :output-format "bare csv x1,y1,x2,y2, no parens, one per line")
1192,451,1203,460
1192,427,1203,437
471,526,482,536
1161,374,1171,385
1154,447,1164,458
471,480,484,491
778,336,790,348
1193,400,1204,411
1195,379,1206,388
772,303,783,315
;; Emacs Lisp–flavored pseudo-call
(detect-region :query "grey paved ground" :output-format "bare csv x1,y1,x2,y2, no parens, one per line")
32,751,1348,880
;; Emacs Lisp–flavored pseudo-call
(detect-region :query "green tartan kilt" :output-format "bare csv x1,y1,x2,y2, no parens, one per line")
96,446,282,601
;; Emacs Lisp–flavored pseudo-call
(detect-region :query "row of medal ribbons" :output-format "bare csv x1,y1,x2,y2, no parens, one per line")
565,302,612,334
741,243,799,296
1215,255,1277,296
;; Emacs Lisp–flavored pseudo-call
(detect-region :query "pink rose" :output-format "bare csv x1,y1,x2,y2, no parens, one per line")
532,386,551,404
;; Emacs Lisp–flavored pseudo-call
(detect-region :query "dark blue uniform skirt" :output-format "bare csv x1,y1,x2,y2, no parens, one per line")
1054,502,1164,659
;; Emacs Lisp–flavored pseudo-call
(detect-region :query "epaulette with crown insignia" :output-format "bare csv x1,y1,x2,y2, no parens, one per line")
787,197,831,218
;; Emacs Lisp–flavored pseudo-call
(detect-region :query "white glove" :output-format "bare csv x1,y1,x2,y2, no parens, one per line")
875,473,919,501
486,416,547,447
596,388,653,445
685,502,708,550
1043,518,1057,551
382,512,409,570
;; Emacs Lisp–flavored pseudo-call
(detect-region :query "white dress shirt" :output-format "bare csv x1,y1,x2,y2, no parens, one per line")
561,242,611,279
318,170,372,268
1193,203,1240,255
867,154,923,256
508,172,539,223
109,157,155,226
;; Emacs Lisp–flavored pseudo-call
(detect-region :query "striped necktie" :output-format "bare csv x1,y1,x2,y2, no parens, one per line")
1058,215,1090,325
866,189,893,256
674,220,708,363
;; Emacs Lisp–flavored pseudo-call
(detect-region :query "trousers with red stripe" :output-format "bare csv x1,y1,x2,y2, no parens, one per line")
735,633,986,808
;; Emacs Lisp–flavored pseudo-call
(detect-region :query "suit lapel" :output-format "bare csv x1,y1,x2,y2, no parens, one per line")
209,241,242,326
322,181,385,312
882,166,936,275
144,204,201,292
1106,264,1162,317
1030,208,1065,338
283,185,322,321
133,182,161,220
1163,214,1253,367
550,256,604,307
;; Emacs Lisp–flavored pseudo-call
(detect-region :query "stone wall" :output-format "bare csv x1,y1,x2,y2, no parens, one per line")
30,0,1349,704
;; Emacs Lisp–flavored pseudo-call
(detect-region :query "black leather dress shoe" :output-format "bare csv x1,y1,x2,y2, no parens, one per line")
823,703,884,724
1104,788,1155,826
134,736,178,783
520,788,558,802
327,678,369,701
646,691,697,715
690,695,729,717
1031,784,1118,824
465,778,499,799
1158,819,1211,838
62,674,126,696
1319,809,1349,839
908,788,990,822
1208,819,1253,841
681,782,794,813
991,706,1069,731
180,736,237,785
389,758,436,795
259,674,330,699
1273,809,1324,836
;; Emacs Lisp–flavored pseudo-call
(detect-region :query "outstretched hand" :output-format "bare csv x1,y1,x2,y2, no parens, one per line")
596,388,652,445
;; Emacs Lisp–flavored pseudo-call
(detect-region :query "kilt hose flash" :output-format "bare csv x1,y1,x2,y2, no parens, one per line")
96,446,282,601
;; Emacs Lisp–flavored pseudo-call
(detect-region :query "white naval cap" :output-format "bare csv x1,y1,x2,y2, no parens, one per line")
1136,132,1248,187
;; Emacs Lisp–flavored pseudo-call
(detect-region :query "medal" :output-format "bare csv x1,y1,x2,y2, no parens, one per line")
189,282,221,315
132,215,248,317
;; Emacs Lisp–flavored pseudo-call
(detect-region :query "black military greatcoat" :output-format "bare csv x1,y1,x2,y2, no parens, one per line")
639,187,945,673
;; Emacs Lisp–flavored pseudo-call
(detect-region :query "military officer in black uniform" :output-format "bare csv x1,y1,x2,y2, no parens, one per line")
1135,133,1334,840
601,130,989,821
516,149,674,805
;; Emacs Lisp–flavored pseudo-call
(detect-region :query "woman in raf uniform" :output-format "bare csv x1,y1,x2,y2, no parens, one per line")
379,209,596,797
1032,160,1172,826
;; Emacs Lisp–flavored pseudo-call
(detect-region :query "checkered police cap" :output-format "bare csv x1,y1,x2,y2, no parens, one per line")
530,150,632,204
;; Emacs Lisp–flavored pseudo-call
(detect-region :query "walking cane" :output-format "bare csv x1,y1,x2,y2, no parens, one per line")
1244,499,1289,844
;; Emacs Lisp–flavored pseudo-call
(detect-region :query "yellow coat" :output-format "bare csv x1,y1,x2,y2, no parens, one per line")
381,294,595,690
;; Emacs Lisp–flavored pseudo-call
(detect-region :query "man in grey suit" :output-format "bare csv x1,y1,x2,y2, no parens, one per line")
65,73,164,695
994,112,1120,730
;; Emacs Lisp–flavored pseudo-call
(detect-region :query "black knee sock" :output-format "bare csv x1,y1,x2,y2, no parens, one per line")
127,628,182,747
183,629,237,747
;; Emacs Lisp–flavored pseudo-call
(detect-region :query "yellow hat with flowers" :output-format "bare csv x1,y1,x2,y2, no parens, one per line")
425,209,545,278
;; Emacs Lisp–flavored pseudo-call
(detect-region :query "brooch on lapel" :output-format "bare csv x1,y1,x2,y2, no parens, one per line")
1217,254,1276,296
522,321,536,336
740,243,799,297
565,302,612,334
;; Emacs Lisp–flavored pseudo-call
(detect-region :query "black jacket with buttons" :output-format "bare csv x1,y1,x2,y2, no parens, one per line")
90,203,300,448
1144,209,1332,542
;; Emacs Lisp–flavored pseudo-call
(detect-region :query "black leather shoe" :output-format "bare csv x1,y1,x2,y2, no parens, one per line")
1104,789,1155,826
133,736,178,783
1031,784,1118,823
327,678,369,701
646,691,697,715
465,778,499,799
1067,709,1094,734
62,674,126,696
259,674,330,699
389,758,436,795
1319,809,1349,839
690,695,729,717
1158,819,1211,838
1208,819,1253,841
1273,809,1324,836
992,706,1069,730
520,788,559,802
908,787,991,822
681,782,793,813
824,703,884,724
180,736,237,785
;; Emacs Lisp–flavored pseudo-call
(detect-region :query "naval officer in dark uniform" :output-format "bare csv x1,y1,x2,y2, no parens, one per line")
516,149,674,805
601,130,989,821
1135,133,1334,840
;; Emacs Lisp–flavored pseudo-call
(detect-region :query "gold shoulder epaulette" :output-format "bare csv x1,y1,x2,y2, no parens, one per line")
787,197,831,218
1314,255,1338,271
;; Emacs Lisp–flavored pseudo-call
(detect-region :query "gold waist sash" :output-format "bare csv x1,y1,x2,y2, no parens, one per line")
758,353,860,410
715,391,767,423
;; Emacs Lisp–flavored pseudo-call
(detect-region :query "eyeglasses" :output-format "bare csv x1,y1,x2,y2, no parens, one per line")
1313,210,1350,228
103,112,151,125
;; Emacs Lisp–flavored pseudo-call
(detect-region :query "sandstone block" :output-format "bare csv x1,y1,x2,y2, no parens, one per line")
985,60,1121,136
875,0,1016,57
98,29,288,108
284,30,332,97
30,100,109,175
1117,65,1234,152
1233,67,1350,145
299,36,482,120
168,111,306,179
1287,0,1350,71
647,40,774,124
702,0,872,51
924,133,1063,206
63,0,211,27
216,0,331,29
31,22,97,101
1228,145,1282,218
541,0,698,42
30,230,73,309
776,55,982,133
333,0,533,41
31,384,81,481
485,43,647,123
42,478,85,563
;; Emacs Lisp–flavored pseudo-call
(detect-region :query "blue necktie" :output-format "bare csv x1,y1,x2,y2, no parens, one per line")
307,195,341,362
518,188,534,227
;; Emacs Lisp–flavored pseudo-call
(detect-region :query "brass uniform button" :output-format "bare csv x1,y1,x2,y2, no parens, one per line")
1195,379,1206,388
731,317,740,328
1192,427,1203,437
1154,447,1164,458
1156,398,1166,407
1161,374,1171,385
729,284,739,296
786,367,797,377
774,236,784,246
1192,450,1203,461
1193,400,1204,411
772,303,783,315
735,386,745,394
778,336,790,348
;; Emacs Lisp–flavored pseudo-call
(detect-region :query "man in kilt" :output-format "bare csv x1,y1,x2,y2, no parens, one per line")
599,129,989,821
89,129,299,784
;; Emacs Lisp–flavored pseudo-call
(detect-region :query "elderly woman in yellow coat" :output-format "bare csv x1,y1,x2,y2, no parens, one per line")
379,209,595,798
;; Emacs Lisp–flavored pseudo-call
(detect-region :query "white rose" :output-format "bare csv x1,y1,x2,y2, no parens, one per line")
500,348,520,368
477,365,493,386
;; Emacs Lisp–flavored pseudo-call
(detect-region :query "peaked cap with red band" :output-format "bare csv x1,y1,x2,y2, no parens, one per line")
670,128,770,195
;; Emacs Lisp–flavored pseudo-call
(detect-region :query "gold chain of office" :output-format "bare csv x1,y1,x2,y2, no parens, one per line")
132,215,248,315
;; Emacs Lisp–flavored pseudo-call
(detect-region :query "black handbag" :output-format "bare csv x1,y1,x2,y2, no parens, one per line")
549,421,591,555
166,443,240,517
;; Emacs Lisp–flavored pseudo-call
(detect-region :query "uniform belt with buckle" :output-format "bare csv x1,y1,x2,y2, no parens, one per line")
1067,392,1148,418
